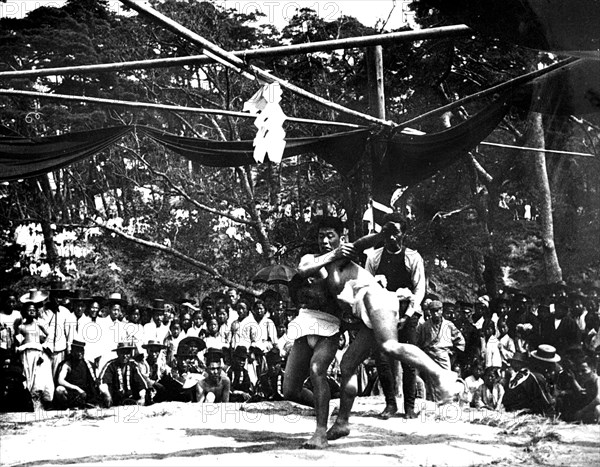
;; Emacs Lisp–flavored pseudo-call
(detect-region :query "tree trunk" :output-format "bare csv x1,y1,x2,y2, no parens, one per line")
529,111,563,283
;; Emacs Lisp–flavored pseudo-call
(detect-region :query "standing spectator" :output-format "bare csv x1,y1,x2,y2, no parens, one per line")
97,292,128,371
497,319,516,368
15,290,49,393
39,280,71,376
455,301,482,373
164,319,185,366
417,300,465,401
0,290,21,355
365,212,426,419
142,299,170,344
482,320,502,368
539,302,582,353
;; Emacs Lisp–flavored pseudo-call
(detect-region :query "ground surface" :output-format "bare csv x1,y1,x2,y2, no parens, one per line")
1,397,598,466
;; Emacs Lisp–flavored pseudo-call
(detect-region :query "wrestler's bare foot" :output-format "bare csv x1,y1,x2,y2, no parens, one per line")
327,420,350,440
302,429,328,449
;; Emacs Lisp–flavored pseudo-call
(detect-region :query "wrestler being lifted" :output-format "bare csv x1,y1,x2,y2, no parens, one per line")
286,217,459,447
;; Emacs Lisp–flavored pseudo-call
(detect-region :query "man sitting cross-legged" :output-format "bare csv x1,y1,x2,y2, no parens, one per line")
288,230,460,444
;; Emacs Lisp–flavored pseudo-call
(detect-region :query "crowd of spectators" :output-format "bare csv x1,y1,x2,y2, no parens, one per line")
0,275,598,423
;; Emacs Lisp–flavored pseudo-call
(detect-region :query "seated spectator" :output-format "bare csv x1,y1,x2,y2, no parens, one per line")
464,360,484,399
562,355,600,423
54,340,100,409
139,340,172,404
0,363,34,412
227,346,254,402
98,341,147,407
471,366,504,411
253,348,285,402
503,345,558,416
168,343,204,402
198,349,230,403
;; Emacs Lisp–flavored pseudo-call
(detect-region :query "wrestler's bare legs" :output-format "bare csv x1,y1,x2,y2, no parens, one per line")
283,334,339,449
326,262,457,440
327,325,373,440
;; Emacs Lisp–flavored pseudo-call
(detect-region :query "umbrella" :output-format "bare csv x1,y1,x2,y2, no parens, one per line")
251,264,297,285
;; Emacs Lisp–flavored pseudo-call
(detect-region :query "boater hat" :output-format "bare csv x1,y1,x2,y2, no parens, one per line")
531,344,561,363
106,292,127,306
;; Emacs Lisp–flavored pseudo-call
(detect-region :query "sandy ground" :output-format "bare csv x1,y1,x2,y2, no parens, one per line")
1,397,599,467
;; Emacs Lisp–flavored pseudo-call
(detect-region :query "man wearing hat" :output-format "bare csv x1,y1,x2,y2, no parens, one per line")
537,301,582,354
65,289,91,344
98,341,147,407
0,289,21,356
139,340,172,403
54,339,99,409
39,281,72,376
97,292,128,372
364,212,426,419
254,348,285,401
455,301,482,372
417,300,465,401
227,345,254,402
503,344,558,416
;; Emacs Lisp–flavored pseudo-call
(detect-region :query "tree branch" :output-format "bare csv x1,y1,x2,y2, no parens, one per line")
89,217,260,296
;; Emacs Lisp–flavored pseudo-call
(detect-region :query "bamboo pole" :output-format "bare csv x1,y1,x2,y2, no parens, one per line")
119,0,396,128
0,88,365,129
0,25,471,80
396,57,580,129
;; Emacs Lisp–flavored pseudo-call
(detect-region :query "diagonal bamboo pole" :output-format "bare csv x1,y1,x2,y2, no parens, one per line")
119,0,396,127
0,88,365,129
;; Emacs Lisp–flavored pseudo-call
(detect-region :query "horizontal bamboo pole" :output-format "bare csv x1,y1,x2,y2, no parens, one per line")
0,25,471,79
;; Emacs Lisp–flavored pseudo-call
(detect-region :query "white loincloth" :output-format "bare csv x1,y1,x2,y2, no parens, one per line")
286,308,340,342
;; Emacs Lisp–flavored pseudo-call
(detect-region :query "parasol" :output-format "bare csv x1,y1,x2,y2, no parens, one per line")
251,264,297,285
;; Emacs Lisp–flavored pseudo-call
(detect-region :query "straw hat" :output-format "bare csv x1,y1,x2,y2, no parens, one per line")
19,289,49,304
531,344,561,363
106,292,127,306
142,339,166,350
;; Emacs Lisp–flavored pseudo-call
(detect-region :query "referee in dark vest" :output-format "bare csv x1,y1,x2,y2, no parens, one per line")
365,212,426,419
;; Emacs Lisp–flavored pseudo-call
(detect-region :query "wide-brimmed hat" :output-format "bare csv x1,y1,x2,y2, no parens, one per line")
149,298,166,312
106,292,127,306
456,300,474,311
19,289,49,304
428,300,443,310
142,339,166,350
176,336,206,357
47,278,70,297
233,345,249,359
113,341,136,352
266,348,283,365
508,352,530,366
70,289,91,303
531,344,561,363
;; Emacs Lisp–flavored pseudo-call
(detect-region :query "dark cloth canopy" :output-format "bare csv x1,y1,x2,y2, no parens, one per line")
0,93,511,187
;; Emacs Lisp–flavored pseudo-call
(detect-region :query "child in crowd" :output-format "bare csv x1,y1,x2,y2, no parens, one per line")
464,360,484,399
497,319,516,368
482,320,502,368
